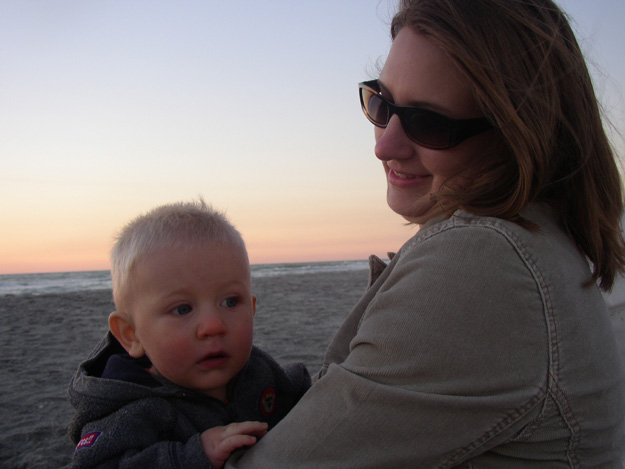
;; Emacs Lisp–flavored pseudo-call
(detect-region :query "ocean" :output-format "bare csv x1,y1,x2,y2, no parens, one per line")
0,260,369,296
0,261,370,468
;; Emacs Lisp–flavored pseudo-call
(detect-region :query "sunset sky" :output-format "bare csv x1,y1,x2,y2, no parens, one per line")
2,0,624,275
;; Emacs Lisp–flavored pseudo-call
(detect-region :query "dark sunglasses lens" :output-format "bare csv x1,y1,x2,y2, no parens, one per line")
362,90,389,126
403,111,451,149
360,84,460,148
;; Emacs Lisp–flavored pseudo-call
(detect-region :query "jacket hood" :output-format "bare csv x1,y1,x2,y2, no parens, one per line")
67,332,185,441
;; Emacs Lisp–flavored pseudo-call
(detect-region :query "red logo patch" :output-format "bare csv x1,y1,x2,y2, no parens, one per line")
260,386,276,416
76,432,101,450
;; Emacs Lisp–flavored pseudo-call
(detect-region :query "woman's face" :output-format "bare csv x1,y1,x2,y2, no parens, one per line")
375,28,495,223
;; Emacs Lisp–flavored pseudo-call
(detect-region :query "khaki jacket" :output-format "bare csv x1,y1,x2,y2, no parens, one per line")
229,205,625,468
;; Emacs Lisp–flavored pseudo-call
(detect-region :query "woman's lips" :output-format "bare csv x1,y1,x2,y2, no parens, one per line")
387,169,430,188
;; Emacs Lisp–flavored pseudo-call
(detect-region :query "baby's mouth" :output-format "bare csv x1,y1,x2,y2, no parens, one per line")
198,351,229,368
202,351,227,360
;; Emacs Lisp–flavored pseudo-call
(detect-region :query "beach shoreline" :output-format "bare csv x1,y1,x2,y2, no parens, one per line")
0,267,369,468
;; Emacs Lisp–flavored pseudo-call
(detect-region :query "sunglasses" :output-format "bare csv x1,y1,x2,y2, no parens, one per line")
358,80,493,150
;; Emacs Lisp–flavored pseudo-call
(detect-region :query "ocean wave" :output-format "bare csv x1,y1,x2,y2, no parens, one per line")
0,260,369,296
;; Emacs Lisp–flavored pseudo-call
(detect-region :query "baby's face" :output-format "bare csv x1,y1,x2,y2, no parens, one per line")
126,242,255,401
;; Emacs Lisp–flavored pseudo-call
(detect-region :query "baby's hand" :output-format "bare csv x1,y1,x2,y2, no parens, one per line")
200,421,269,468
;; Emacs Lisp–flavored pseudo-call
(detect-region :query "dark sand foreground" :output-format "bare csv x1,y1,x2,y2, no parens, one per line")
0,268,369,468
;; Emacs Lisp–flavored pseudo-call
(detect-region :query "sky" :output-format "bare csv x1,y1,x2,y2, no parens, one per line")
1,0,624,275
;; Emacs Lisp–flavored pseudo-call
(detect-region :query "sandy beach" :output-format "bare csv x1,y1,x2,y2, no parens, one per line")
0,267,369,468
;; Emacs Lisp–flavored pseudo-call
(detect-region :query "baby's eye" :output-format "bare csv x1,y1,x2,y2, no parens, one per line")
172,304,193,315
221,297,238,308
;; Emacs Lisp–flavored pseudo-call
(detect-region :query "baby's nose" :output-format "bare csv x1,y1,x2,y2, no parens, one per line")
197,310,226,338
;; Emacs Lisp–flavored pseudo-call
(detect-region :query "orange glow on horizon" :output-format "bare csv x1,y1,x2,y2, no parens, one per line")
1,225,412,276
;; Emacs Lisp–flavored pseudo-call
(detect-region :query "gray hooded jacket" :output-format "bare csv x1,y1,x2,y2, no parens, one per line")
68,333,310,468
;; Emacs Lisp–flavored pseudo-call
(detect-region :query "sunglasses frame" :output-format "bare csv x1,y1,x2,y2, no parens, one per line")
358,80,493,150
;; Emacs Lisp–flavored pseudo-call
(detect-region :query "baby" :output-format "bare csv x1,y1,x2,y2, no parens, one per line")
68,199,310,468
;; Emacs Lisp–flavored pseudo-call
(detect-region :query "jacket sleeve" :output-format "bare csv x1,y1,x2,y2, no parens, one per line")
226,224,550,468
69,398,213,469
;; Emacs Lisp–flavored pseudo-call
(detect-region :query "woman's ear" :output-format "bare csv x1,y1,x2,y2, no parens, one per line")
108,311,144,358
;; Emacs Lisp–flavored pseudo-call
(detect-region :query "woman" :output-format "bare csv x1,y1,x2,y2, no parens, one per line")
228,0,625,466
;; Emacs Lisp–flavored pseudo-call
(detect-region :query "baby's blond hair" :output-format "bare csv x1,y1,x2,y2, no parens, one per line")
110,198,246,309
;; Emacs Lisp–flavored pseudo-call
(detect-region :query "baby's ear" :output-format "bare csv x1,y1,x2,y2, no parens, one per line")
108,311,144,358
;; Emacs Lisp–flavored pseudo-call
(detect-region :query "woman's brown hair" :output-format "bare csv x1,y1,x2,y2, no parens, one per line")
391,0,625,289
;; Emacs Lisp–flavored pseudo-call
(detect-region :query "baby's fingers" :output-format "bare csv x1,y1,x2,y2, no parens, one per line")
224,421,269,438
220,433,260,454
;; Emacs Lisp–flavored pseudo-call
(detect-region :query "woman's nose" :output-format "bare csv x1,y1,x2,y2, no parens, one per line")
197,310,227,338
374,115,414,161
